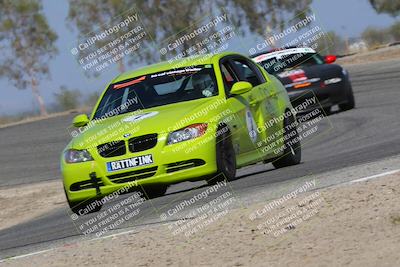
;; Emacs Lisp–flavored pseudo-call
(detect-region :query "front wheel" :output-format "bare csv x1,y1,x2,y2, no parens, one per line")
339,84,355,111
272,115,301,169
64,188,103,215
142,185,168,199
207,126,236,185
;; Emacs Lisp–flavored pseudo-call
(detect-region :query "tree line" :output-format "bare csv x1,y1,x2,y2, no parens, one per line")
0,0,398,115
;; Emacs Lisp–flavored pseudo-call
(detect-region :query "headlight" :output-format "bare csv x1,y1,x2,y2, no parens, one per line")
167,123,208,145
64,149,93,163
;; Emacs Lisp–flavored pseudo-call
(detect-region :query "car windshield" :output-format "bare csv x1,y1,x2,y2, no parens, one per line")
256,52,325,75
93,65,218,119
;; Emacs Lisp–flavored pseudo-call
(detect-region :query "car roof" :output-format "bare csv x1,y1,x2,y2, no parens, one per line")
112,51,241,83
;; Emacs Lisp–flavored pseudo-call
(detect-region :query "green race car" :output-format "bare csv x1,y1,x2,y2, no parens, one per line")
61,52,301,215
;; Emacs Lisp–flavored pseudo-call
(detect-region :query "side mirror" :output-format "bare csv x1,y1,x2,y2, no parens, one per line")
230,81,253,95
72,114,89,127
324,55,337,64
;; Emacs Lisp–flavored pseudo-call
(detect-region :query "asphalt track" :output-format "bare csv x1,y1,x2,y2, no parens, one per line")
0,59,399,258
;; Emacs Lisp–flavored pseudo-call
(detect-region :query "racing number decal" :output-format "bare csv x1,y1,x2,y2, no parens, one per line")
245,108,258,143
278,69,308,83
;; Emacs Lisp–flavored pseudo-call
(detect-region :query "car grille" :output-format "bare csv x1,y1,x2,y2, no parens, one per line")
165,159,205,173
70,178,104,192
97,134,158,158
128,134,158,153
97,140,126,158
107,166,158,184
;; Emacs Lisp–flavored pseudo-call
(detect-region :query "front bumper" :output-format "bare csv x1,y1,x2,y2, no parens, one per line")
62,131,218,203
287,81,348,112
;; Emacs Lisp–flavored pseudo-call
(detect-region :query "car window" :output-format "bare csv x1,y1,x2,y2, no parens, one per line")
231,59,263,87
93,65,218,119
153,78,185,95
220,63,238,95
257,52,325,74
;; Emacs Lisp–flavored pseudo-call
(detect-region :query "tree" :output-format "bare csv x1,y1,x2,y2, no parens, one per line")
0,0,58,116
362,27,390,48
316,31,346,55
66,0,132,74
369,0,400,17
84,91,101,108
389,21,400,41
54,86,81,111
227,0,313,35
67,0,312,70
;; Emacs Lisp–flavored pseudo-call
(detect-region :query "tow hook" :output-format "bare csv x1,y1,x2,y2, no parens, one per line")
90,172,101,195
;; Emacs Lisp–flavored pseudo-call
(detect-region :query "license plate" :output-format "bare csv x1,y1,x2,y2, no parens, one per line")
106,154,154,172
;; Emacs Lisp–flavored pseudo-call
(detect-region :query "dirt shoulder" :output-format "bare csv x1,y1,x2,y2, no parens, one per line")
0,180,65,231
337,45,400,65
0,108,89,129
2,173,400,267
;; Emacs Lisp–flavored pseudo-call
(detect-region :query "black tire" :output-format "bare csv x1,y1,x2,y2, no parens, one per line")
272,115,301,169
64,188,103,215
142,185,168,199
322,106,331,115
207,126,236,185
339,84,355,111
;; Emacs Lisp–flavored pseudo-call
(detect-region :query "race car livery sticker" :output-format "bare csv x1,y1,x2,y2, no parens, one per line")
150,67,202,78
245,108,258,143
202,89,213,97
324,77,342,85
289,70,307,83
278,69,307,81
122,111,159,122
113,76,146,89
106,154,154,172
253,47,316,63
284,77,321,89
253,53,270,63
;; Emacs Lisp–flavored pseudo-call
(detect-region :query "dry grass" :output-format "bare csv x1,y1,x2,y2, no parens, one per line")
390,215,400,225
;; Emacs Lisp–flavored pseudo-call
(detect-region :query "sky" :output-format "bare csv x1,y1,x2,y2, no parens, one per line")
0,0,398,115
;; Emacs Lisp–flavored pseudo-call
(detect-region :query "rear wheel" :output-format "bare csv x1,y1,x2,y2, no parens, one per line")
339,84,355,111
272,115,301,169
207,126,236,185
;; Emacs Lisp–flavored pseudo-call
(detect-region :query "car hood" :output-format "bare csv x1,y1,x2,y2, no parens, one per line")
70,97,222,149
274,64,344,91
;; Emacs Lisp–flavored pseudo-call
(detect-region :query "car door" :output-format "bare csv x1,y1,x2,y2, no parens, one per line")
218,57,260,164
240,61,282,157
221,56,281,164
219,59,252,160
